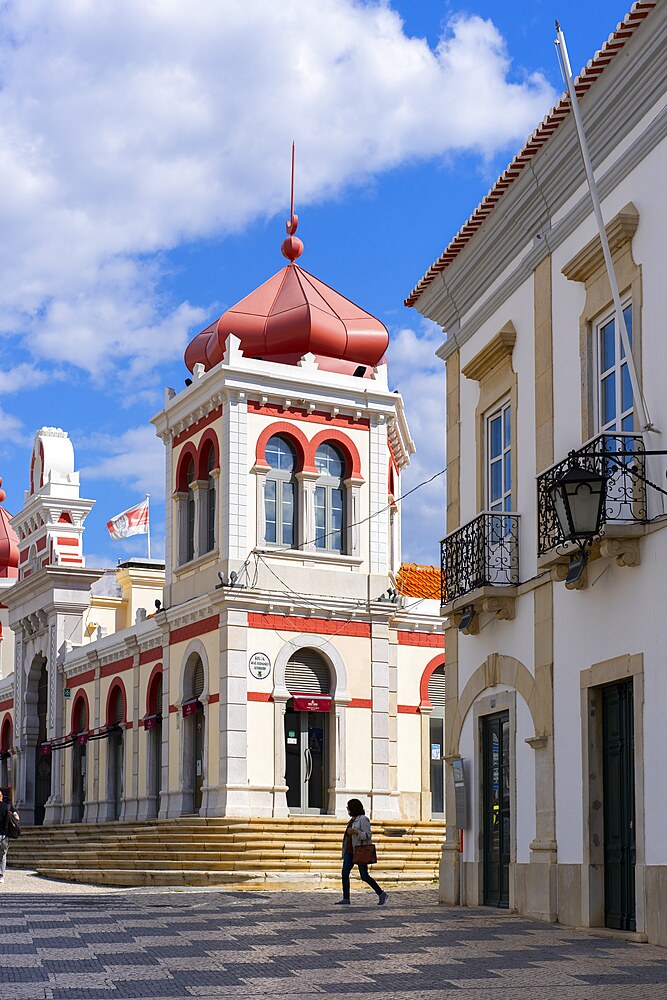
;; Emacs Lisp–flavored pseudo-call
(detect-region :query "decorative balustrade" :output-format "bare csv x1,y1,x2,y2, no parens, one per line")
537,433,647,556
440,512,520,605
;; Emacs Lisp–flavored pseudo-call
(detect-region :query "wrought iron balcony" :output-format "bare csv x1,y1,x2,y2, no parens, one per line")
537,432,647,557
440,512,520,605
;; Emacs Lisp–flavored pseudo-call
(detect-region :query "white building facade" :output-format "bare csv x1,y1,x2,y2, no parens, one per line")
407,1,667,945
1,223,445,829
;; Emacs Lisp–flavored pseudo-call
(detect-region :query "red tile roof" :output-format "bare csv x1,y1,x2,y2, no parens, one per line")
396,563,443,601
405,2,657,308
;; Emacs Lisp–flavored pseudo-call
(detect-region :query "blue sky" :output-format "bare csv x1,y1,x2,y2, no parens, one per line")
0,0,635,568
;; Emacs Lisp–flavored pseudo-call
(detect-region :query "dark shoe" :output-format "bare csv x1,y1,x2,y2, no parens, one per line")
335,898,350,905
377,891,388,906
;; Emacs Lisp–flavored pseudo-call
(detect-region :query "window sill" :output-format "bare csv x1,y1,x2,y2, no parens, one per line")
256,547,363,569
174,549,220,575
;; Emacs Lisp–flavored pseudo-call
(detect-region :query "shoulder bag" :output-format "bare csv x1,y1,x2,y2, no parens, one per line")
353,843,377,865
6,811,21,840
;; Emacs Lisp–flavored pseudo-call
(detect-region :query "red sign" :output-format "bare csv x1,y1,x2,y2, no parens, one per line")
291,694,332,713
182,700,200,718
144,716,157,731
40,742,52,756
77,733,89,746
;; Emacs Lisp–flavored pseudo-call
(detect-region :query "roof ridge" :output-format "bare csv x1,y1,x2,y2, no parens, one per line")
405,1,657,308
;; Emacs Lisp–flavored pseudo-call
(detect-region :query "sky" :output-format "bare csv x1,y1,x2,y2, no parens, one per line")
0,0,637,569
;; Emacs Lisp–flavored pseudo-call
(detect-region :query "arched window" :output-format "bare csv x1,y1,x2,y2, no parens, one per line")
314,443,346,553
186,457,195,563
205,446,216,553
265,435,297,548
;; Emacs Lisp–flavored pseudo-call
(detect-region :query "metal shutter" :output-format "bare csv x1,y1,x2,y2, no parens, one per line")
76,700,87,733
192,659,205,699
286,649,331,694
111,688,125,725
428,666,446,707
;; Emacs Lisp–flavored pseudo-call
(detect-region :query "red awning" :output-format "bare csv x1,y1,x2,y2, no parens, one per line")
291,694,332,713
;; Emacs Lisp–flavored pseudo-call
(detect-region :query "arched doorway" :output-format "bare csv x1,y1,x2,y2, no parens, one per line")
34,662,51,826
284,649,332,814
107,684,126,821
183,655,205,815
146,671,163,818
71,696,88,823
428,665,446,817
0,717,13,800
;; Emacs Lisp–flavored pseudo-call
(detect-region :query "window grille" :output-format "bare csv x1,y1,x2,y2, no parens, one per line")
428,666,446,707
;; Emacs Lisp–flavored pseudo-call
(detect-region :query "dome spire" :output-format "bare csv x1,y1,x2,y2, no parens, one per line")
281,142,304,263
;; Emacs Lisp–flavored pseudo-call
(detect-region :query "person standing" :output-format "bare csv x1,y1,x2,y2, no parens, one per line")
0,789,19,886
336,798,387,906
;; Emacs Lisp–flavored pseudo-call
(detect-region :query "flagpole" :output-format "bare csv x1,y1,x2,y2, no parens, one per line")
145,494,151,559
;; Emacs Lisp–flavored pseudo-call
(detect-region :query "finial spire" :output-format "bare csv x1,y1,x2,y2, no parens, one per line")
281,142,304,262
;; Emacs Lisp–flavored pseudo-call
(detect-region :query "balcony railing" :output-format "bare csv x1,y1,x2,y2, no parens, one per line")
537,432,647,556
441,512,520,605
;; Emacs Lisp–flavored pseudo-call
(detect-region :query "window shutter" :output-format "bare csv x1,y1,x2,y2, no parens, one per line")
192,659,205,699
428,666,446,707
111,689,124,725
286,649,331,694
76,701,88,732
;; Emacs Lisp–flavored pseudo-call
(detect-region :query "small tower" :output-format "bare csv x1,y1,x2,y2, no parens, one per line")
5,428,102,825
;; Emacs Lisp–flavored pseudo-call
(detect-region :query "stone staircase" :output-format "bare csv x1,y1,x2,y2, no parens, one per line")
9,816,446,889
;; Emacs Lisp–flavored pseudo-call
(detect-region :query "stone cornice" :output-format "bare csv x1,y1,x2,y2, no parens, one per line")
461,323,516,382
561,202,639,282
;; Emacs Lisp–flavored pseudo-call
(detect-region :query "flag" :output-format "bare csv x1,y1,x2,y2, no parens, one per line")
107,499,149,540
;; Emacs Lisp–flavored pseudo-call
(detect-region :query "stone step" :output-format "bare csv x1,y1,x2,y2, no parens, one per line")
9,816,445,888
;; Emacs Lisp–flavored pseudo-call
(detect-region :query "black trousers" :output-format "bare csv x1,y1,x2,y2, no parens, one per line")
342,851,382,899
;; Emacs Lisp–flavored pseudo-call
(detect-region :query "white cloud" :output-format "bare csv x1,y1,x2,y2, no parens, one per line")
0,363,64,394
79,425,164,499
0,0,556,380
0,405,28,451
388,319,446,564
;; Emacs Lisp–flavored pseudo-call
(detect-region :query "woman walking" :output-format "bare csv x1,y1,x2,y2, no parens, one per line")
336,798,388,906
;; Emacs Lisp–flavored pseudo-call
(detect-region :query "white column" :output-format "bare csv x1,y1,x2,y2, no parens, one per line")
205,607,249,816
370,621,399,819
369,416,389,576
272,694,290,817
221,392,248,561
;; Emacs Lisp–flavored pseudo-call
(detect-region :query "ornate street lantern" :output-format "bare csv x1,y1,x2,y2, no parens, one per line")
548,462,606,544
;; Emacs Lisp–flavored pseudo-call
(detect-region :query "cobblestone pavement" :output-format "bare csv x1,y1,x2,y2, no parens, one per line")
1,877,667,999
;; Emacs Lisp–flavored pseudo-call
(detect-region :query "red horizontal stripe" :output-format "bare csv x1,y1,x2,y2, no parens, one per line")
100,656,134,678
248,400,370,430
208,693,219,704
57,536,78,546
248,691,272,702
139,647,162,665
0,698,13,712
348,698,372,709
397,631,444,648
169,615,219,646
249,613,371,638
398,704,420,714
68,670,96,689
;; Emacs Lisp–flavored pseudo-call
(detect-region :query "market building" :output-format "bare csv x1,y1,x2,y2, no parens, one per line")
0,211,444,830
407,0,667,945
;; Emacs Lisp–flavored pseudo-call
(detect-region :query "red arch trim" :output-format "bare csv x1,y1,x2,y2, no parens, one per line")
71,690,91,735
0,713,12,751
307,428,363,481
197,430,220,479
146,663,164,716
175,443,198,493
419,652,446,708
255,422,310,472
105,679,128,727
